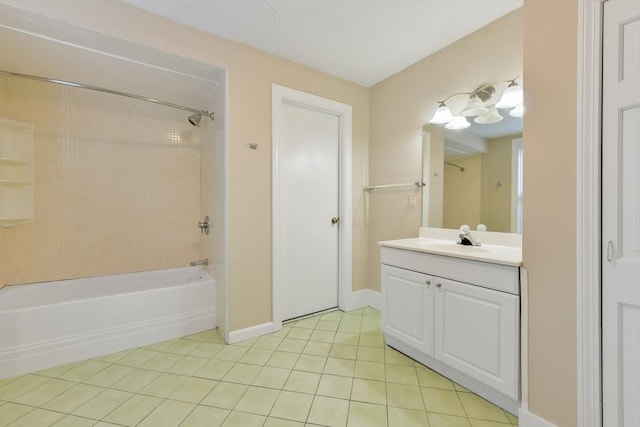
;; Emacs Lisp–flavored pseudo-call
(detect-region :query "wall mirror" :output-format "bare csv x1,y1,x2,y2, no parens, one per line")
422,113,523,233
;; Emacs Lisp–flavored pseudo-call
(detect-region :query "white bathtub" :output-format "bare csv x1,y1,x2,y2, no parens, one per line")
0,267,216,379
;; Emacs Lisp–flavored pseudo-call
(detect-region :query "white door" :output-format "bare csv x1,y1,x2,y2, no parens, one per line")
602,1,640,425
277,101,340,321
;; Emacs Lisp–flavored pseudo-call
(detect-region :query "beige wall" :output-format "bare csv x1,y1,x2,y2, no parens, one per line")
523,0,578,425
0,227,5,288
368,9,523,291
1,75,201,285
3,0,370,331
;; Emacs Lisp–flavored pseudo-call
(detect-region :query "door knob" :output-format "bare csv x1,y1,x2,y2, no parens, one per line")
331,217,341,225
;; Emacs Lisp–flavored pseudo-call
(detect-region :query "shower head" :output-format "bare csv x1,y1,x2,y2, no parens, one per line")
188,113,202,126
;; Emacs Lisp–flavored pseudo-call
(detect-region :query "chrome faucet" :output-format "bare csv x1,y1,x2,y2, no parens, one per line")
190,259,209,266
457,225,481,247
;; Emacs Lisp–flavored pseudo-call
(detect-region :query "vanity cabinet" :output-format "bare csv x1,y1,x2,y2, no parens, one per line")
0,118,34,227
381,245,520,414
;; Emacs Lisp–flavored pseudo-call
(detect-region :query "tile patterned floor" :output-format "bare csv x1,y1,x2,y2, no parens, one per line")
0,308,518,427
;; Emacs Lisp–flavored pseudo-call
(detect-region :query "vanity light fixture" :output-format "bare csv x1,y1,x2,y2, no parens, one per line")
428,77,523,128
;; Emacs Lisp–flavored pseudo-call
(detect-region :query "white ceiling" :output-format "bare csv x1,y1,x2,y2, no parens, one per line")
121,0,523,87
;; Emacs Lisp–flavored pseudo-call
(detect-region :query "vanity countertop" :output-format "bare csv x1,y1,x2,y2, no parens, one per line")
379,233,522,267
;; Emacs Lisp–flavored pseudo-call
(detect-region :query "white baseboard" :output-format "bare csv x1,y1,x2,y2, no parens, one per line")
518,408,558,427
228,322,278,344
346,289,382,312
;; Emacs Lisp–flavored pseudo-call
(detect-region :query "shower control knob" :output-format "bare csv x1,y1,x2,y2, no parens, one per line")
198,216,210,235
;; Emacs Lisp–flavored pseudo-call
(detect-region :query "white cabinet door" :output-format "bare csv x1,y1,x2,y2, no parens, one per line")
382,265,435,355
434,278,519,399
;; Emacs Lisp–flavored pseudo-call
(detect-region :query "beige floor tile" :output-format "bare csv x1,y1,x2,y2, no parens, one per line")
269,390,314,422
294,354,327,373
117,349,160,367
190,342,225,358
324,357,356,377
286,328,313,341
221,410,266,427
385,347,415,366
166,355,208,376
358,334,385,347
387,383,425,410
316,320,340,332
267,351,301,369
252,366,291,389
201,381,248,409
263,417,305,427
295,318,320,329
428,413,472,427
351,378,386,405
234,386,280,415
309,330,336,343
469,420,513,427
0,374,49,401
505,412,519,425
388,406,430,427
170,377,218,403
140,372,189,398
240,348,275,365
457,393,510,423
334,332,360,345
271,327,292,338
185,329,225,343
421,388,466,417
386,365,419,385
141,352,183,371
110,368,161,393
338,323,362,334
354,360,386,381
223,363,262,384
360,323,383,336
356,346,385,363
214,345,249,362
347,401,388,427
303,341,332,356
93,349,134,364
5,408,64,427
12,378,75,407
103,394,162,426
307,395,349,427
84,364,135,387
416,367,455,390
454,383,471,392
283,370,321,394
41,383,104,412
71,389,133,420
254,336,285,350
34,361,82,378
316,374,353,399
143,338,178,352
194,359,235,380
137,399,195,427
50,415,96,426
0,402,33,426
165,339,201,355
330,343,358,359
279,338,308,353
321,311,344,322
180,405,229,427
94,423,125,427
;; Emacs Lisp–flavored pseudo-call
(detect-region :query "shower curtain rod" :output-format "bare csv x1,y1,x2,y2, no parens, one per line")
0,70,215,122
445,162,465,172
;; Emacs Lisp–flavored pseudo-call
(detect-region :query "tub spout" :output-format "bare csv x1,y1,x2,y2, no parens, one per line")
190,259,209,266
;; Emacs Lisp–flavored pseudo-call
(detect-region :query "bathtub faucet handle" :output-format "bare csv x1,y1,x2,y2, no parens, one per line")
190,259,209,267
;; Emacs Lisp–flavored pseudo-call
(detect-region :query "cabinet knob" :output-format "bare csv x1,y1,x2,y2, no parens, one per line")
436,283,442,288
425,280,431,285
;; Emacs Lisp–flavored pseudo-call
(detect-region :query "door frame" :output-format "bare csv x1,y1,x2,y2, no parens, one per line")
577,1,604,427
272,84,353,329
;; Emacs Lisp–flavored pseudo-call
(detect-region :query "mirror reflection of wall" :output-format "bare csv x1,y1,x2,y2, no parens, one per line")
422,118,523,233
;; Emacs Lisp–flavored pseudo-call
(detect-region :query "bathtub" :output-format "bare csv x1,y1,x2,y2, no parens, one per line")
0,267,216,379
